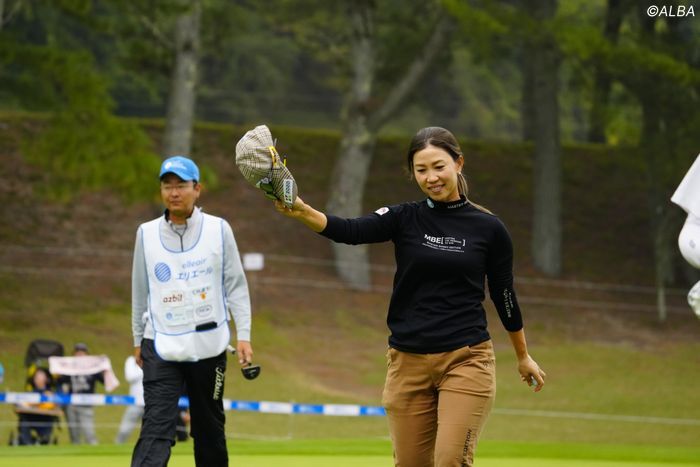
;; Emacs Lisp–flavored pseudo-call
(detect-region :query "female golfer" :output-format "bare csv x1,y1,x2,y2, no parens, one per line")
274,126,545,467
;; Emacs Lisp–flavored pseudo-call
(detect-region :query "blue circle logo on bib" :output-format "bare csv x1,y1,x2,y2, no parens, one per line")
155,262,171,282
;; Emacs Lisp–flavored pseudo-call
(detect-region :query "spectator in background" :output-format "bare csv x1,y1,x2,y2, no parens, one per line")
58,342,105,445
16,367,59,445
175,407,191,442
115,355,145,444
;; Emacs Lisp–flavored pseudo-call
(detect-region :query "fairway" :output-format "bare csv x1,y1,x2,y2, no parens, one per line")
3,453,700,467
2,439,699,467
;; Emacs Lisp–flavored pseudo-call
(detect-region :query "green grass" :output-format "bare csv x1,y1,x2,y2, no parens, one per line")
1,439,699,466
2,329,700,446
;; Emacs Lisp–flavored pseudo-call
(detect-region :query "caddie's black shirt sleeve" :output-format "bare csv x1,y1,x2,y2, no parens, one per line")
486,219,523,332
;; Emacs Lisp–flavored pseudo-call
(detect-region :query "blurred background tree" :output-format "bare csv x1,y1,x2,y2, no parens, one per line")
0,0,161,202
268,0,456,289
448,0,564,277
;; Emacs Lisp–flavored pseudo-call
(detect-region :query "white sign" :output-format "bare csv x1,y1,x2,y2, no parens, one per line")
242,253,265,271
259,401,293,414
323,404,361,417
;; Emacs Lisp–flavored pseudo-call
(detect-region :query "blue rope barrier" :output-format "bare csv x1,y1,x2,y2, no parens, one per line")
0,392,386,416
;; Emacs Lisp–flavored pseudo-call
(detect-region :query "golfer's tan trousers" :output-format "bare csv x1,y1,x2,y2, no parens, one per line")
382,340,496,467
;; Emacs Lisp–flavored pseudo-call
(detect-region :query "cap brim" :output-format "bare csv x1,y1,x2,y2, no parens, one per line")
266,164,298,208
159,169,197,182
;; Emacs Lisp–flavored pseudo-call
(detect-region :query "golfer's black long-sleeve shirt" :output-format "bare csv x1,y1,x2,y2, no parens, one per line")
321,197,523,353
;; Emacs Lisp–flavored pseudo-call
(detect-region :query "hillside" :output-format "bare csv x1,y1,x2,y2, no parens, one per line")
1,116,700,446
1,116,698,354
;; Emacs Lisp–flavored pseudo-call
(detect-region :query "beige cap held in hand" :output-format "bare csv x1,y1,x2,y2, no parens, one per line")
235,125,298,208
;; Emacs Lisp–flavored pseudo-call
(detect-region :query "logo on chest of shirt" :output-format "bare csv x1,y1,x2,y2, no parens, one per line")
422,234,467,253
191,285,211,301
154,262,172,282
162,291,185,305
176,256,212,282
182,257,207,269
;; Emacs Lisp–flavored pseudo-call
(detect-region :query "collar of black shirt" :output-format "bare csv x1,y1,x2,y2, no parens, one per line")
425,195,469,211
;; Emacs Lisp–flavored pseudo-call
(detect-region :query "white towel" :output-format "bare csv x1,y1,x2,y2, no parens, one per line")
49,355,120,392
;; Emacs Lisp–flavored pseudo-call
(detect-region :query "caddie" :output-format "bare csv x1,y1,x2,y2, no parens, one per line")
130,155,253,467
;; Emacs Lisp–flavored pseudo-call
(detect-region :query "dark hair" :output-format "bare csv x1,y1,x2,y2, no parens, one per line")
406,127,491,213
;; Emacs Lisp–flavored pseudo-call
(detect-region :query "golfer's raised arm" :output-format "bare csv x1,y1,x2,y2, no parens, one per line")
274,197,327,232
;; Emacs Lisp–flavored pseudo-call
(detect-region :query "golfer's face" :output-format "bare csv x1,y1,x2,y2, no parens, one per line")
160,173,200,220
412,145,463,203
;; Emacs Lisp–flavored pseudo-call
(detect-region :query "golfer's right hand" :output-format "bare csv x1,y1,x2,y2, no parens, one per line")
518,355,546,392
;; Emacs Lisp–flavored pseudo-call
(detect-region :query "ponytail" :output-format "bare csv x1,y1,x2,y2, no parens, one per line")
457,173,468,197
458,173,492,214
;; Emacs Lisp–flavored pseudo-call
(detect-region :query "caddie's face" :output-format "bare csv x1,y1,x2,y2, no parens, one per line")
412,145,463,203
160,173,201,222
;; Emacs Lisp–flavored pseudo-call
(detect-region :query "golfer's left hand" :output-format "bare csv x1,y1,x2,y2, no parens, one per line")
518,355,546,392
237,340,253,366
273,196,306,218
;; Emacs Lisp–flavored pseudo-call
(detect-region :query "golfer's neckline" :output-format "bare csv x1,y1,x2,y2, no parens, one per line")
426,196,469,210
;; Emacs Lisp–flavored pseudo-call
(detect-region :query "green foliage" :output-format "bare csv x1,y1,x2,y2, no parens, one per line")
256,0,456,121
604,83,642,146
373,0,451,85
1,2,161,202
198,162,219,191
24,112,161,202
262,0,349,87
4,0,700,146
441,46,522,138
104,0,191,107
608,44,700,92
443,0,516,57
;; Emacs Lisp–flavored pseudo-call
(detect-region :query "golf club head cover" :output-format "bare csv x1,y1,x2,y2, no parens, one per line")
235,125,298,208
241,363,261,380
